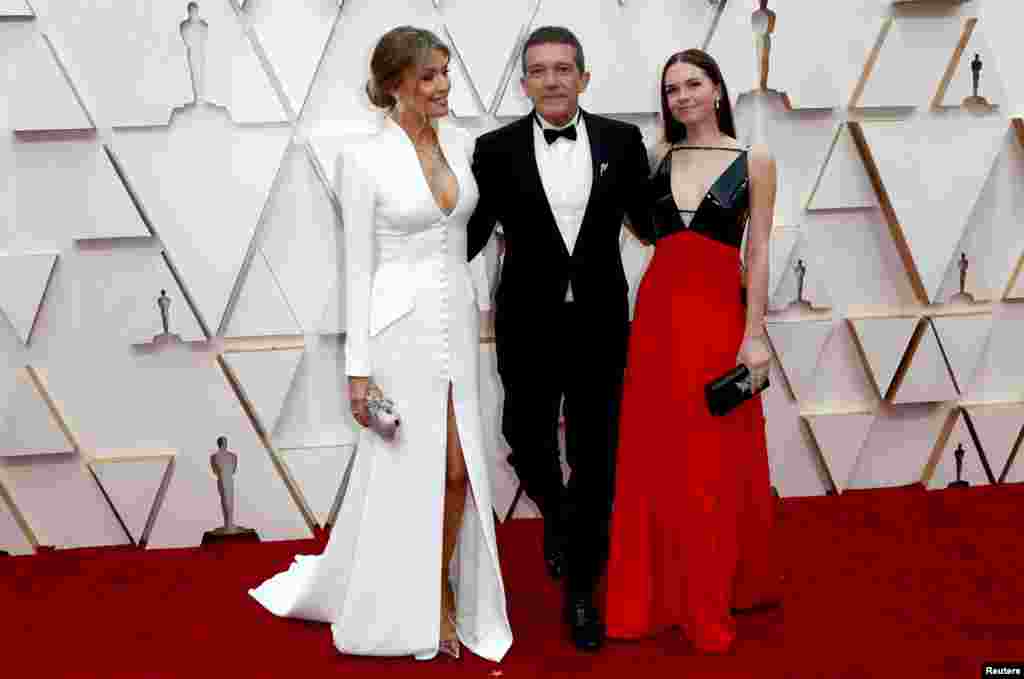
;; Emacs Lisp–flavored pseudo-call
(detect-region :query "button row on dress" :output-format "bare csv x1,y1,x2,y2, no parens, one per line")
439,224,451,377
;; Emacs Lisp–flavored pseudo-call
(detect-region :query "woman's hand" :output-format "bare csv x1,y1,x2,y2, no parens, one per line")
737,334,771,390
349,376,371,428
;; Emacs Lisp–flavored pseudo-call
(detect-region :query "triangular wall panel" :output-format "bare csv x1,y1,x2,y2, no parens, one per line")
859,116,1006,302
939,23,1007,110
891,321,958,405
962,403,1024,483
0,367,73,457
258,143,340,334
280,445,353,526
770,0,883,110
926,410,991,489
4,137,149,251
808,123,876,210
200,2,288,123
0,453,128,549
31,0,284,127
935,125,1024,303
847,316,920,399
930,314,993,395
762,368,831,497
273,335,359,450
857,16,963,109
442,0,534,113
803,411,875,493
1005,455,1024,485
240,0,339,115
43,346,311,549
766,320,834,402
223,347,303,435
69,247,206,346
770,234,832,311
848,402,953,490
224,248,301,337
0,484,34,555
0,20,91,131
90,458,171,544
0,252,57,346
812,207,920,310
754,98,837,226
768,227,800,303
112,106,290,332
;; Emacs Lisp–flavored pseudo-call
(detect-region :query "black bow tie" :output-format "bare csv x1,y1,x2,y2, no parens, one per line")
543,125,577,145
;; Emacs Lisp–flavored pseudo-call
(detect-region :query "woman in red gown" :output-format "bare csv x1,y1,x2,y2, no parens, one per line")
605,49,779,653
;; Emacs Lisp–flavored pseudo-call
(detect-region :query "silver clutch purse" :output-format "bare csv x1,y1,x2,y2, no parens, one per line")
366,381,400,440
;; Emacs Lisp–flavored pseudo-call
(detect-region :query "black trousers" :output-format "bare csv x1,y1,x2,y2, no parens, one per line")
498,301,627,596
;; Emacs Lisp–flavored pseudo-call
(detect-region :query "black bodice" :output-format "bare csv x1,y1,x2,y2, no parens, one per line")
648,146,750,248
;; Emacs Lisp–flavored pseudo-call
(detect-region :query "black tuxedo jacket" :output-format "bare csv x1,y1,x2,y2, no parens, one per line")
467,110,652,374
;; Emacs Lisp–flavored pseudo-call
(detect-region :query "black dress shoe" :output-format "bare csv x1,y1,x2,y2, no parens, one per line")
564,595,605,652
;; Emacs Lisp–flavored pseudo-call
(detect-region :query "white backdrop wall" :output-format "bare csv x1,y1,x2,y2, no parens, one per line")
2,0,1023,553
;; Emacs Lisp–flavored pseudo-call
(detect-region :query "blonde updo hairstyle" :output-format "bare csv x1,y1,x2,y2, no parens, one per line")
366,26,451,110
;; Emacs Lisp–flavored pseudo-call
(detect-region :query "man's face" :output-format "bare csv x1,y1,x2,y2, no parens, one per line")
520,42,589,127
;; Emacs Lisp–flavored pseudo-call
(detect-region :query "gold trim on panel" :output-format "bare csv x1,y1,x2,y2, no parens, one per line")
1003,120,1024,300
845,316,921,401
799,415,840,494
222,335,306,353
139,458,175,548
799,404,876,419
848,18,893,109
959,407,999,483
0,467,41,550
919,405,961,485
23,364,80,456
925,304,995,318
931,18,976,110
848,122,929,303
883,318,928,401
804,122,845,210
997,424,1024,483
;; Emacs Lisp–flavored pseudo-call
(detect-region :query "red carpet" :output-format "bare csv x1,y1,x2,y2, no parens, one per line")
3,482,1023,678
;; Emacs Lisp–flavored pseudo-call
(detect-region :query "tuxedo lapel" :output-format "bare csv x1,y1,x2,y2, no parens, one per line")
583,109,604,198
576,109,606,253
520,112,570,259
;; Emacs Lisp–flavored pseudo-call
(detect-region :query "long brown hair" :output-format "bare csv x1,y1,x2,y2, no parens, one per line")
365,26,450,109
660,49,736,144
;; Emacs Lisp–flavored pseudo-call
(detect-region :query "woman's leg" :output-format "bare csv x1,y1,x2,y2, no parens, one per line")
441,382,468,643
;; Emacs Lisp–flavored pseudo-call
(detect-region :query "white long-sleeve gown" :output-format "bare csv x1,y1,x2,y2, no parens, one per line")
249,116,512,663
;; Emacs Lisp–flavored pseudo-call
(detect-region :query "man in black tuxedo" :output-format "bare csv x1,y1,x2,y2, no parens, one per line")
467,26,651,651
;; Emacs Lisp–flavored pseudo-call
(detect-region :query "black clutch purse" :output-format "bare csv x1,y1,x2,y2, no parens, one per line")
705,364,768,417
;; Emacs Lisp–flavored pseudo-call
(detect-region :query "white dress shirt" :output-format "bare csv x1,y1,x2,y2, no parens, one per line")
533,109,592,301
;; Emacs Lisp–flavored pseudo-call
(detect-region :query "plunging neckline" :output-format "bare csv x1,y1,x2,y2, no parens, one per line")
388,116,462,218
668,147,746,216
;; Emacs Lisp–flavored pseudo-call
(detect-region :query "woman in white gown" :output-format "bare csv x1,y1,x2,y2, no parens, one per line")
248,26,512,663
